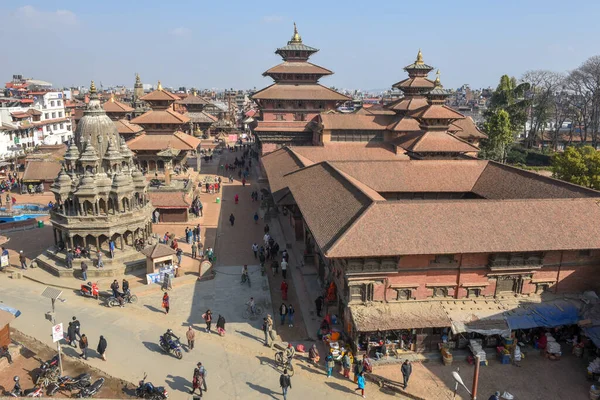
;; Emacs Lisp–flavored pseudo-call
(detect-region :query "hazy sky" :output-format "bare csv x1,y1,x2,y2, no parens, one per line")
1,1,598,92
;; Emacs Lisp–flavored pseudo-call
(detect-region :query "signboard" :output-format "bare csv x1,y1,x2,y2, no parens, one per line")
52,323,63,343
0,255,9,267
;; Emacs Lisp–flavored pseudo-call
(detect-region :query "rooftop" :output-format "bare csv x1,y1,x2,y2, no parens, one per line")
130,108,190,125
127,131,201,151
251,83,350,101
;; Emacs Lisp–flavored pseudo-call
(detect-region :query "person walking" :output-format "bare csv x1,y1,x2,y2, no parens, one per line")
81,262,88,281
162,292,170,314
198,202,203,217
66,251,73,269
287,304,295,327
109,240,115,258
342,352,351,378
279,303,288,326
190,363,203,396
79,334,88,360
229,213,235,226
198,362,207,392
234,194,239,204
488,391,501,400
280,280,288,301
97,251,104,268
354,372,366,398
326,352,335,377
191,242,198,259
110,280,120,298
281,258,288,279
401,359,412,389
253,212,258,224
186,326,196,350
353,359,364,383
67,322,76,347
315,296,324,317
266,314,275,348
72,316,82,340
162,273,172,291
279,369,292,400
203,310,212,332
19,250,27,269
252,243,258,259
97,335,107,361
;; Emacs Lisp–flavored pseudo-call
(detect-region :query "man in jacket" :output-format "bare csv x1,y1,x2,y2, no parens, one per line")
186,326,196,350
67,322,76,347
97,335,107,361
279,369,292,400
401,359,412,389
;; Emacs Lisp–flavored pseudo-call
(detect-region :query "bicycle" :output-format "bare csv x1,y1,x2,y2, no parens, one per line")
242,305,263,320
274,351,295,376
241,273,251,288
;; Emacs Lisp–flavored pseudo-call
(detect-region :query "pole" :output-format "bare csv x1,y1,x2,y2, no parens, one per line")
51,298,64,376
453,367,460,399
472,354,481,400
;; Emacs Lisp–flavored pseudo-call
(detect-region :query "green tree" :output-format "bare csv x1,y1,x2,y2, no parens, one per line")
482,109,513,162
487,75,530,133
552,146,600,189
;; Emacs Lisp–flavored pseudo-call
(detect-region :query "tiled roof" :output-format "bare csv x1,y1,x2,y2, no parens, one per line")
103,99,134,113
127,131,201,151
356,105,396,116
254,121,312,132
320,113,390,130
261,147,306,202
22,161,61,182
394,131,480,153
290,143,406,163
175,94,211,105
412,105,465,121
11,111,30,119
350,302,450,332
450,117,487,139
404,62,434,71
130,108,190,125
186,111,218,123
386,116,421,132
386,96,429,112
148,191,190,208
264,62,333,76
114,119,144,135
276,43,318,52
392,77,435,89
140,243,177,258
27,109,42,116
140,89,180,102
251,83,350,101
331,159,488,192
327,198,600,257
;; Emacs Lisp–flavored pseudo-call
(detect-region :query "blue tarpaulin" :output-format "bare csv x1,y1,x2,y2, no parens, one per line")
0,304,21,318
504,300,581,330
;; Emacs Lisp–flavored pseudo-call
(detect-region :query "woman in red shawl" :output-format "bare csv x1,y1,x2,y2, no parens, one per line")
234,194,239,204
281,280,289,301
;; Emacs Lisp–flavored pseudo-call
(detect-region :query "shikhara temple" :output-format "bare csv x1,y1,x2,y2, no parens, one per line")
257,25,600,355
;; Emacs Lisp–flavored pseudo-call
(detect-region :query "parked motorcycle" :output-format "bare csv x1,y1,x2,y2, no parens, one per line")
34,355,60,385
80,282,99,300
47,373,91,396
135,373,169,399
8,376,44,397
159,335,183,359
106,291,138,308
75,377,104,398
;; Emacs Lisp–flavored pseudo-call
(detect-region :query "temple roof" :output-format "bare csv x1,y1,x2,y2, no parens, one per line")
127,131,201,151
320,113,390,130
114,119,144,135
252,83,350,101
411,104,465,121
175,94,211,105
386,96,429,112
386,116,422,132
393,131,480,153
392,76,436,90
130,107,190,125
263,62,333,76
449,117,487,140
103,97,134,113
404,49,434,72
148,191,190,208
22,160,62,182
186,111,218,124
140,85,180,102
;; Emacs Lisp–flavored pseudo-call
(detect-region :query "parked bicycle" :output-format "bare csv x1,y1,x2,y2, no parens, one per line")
274,351,295,376
242,304,263,320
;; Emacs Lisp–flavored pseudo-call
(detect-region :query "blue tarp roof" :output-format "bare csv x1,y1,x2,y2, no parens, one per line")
504,300,581,330
0,304,21,318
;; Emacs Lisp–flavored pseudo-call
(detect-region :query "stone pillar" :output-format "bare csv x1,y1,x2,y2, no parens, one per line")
53,228,58,246
82,236,87,248
165,167,171,186
69,236,74,250
120,235,124,250
96,236,100,252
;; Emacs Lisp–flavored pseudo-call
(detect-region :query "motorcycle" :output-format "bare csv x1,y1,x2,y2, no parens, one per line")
34,355,60,385
106,291,138,308
135,373,169,399
47,373,91,396
75,377,104,398
8,377,44,398
159,335,183,359
80,282,99,300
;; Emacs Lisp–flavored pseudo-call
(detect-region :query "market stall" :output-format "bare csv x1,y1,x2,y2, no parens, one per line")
140,243,178,285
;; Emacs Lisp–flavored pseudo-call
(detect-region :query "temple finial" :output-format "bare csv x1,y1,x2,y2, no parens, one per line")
291,22,302,43
157,80,163,91
416,49,423,65
89,80,97,95
434,70,442,88
110,92,115,102
135,73,141,84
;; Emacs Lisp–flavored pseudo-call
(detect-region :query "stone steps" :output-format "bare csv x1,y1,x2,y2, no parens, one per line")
35,250,146,278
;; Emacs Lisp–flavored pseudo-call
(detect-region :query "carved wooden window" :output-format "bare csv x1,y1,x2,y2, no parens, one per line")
275,114,285,121
434,254,455,264
349,285,364,302
535,283,550,294
432,287,449,298
467,288,481,298
396,289,411,301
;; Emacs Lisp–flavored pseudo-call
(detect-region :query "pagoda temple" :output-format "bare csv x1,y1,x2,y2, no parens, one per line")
252,23,350,154
175,91,217,137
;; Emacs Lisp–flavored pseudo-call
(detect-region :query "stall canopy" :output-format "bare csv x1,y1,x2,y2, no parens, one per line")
350,301,451,332
441,300,511,338
503,299,582,331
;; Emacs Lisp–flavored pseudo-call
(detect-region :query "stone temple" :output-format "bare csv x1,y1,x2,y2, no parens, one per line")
36,81,153,277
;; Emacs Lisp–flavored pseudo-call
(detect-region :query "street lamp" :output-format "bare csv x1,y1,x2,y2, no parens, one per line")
452,355,481,400
41,286,64,375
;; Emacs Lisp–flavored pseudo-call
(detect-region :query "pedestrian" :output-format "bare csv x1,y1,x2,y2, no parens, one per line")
315,296,324,317
81,261,88,281
19,250,27,269
176,248,183,265
488,392,501,400
198,362,207,392
280,368,292,400
66,251,73,269
281,280,288,301
191,242,198,259
203,309,212,332
186,326,196,349
198,202,203,217
229,213,235,226
342,352,351,378
281,258,288,279
401,359,412,389
353,359,364,383
271,260,279,275
354,372,366,398
253,212,259,224
252,243,258,258
109,240,115,258
72,316,82,340
242,177,246,186
67,322,76,347
162,292,170,314
162,273,172,291
79,334,88,360
97,335,107,361
279,303,287,326
288,304,295,327
153,209,160,223
110,279,120,298
326,352,335,377
97,251,104,268
0,345,12,364
190,363,203,396
123,278,129,295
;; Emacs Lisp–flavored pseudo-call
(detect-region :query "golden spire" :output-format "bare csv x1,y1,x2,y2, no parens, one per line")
434,70,443,88
89,80,97,95
192,89,197,97
416,49,424,65
157,80,163,91
135,73,141,85
291,22,302,43
110,92,115,102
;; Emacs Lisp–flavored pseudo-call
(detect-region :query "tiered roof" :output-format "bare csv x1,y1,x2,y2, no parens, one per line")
130,107,190,125
103,93,134,113
140,81,180,102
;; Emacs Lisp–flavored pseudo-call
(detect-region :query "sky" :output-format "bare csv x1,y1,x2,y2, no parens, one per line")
1,0,599,92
